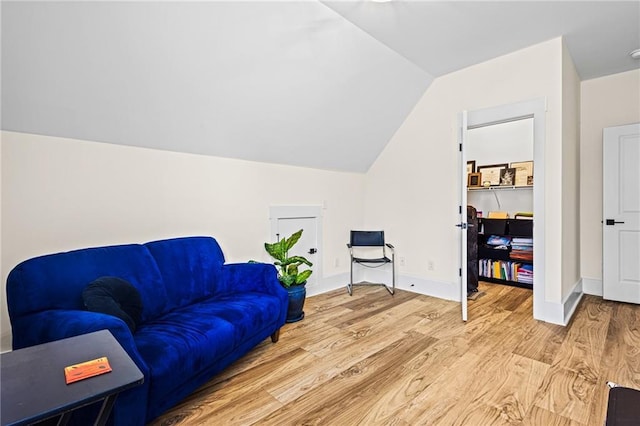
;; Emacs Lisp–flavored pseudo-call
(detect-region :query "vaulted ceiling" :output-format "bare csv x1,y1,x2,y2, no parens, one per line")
2,1,639,172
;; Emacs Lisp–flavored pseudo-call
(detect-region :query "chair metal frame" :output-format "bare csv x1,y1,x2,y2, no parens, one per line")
346,230,395,296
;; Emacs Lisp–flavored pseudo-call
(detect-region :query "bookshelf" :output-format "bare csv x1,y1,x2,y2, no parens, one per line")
478,218,533,289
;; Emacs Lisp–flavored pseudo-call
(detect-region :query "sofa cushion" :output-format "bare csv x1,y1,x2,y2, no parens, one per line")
82,277,143,332
133,292,283,404
133,311,236,405
6,244,170,322
145,237,227,311
184,293,284,344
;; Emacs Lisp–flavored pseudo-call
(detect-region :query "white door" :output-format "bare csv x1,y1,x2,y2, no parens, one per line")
270,206,321,288
458,111,469,321
603,123,640,304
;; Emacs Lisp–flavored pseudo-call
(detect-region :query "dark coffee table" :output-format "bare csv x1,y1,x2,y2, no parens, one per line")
1,330,143,426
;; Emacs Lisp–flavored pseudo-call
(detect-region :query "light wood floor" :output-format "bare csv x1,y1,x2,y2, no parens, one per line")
150,283,640,426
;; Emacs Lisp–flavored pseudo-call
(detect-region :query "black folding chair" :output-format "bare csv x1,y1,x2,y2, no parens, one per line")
347,230,395,296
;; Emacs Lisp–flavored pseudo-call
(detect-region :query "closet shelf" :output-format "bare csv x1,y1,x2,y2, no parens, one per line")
468,185,533,191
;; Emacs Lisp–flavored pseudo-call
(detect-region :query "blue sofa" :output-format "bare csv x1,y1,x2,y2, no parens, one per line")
6,236,288,425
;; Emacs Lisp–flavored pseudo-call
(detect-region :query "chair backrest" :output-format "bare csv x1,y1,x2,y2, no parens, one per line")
350,230,385,247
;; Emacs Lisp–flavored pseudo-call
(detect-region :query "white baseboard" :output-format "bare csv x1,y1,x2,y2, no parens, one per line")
363,269,459,301
309,269,459,302
1,331,12,353
533,278,584,326
563,278,584,326
533,297,564,325
306,272,350,297
582,277,603,296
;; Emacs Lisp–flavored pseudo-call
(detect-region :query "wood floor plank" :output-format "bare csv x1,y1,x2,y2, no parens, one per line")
512,319,568,365
586,300,640,425
352,332,476,425
391,351,483,425
598,301,640,389
532,295,612,424
325,288,417,329
266,320,412,403
523,405,584,426
149,286,639,426
259,332,437,425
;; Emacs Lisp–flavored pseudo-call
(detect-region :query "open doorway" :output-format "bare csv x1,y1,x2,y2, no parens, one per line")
459,98,547,321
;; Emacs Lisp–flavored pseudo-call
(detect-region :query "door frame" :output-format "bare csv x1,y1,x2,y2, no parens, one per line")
459,111,469,321
459,98,547,321
269,205,323,285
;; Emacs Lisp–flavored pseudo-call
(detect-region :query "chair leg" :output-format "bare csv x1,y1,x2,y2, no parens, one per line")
348,259,354,296
391,257,395,295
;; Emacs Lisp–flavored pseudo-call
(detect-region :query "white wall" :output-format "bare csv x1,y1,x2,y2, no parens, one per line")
0,131,365,351
0,132,5,351
467,118,534,218
580,69,640,295
363,38,566,316
560,41,582,315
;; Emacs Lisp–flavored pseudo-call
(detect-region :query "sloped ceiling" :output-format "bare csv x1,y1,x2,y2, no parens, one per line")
324,1,640,80
1,1,432,172
2,1,639,172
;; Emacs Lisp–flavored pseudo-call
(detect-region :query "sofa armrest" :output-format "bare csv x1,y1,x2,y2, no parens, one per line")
222,263,287,297
10,310,149,377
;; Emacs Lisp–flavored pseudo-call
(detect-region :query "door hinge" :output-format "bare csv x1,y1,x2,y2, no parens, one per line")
459,143,462,152
459,268,462,277
459,205,462,214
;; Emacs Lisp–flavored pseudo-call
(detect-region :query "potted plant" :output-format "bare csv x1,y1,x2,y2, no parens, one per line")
264,229,312,323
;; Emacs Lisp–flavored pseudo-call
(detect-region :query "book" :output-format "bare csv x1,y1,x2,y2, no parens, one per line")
64,356,112,384
512,237,533,245
486,235,511,246
487,211,508,219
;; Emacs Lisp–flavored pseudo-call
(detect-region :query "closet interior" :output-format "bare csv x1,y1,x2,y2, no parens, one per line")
466,118,534,289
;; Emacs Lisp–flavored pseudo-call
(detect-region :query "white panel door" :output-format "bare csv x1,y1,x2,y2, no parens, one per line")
270,206,321,288
603,123,640,304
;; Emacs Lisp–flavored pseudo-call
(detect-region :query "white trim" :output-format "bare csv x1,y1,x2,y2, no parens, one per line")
306,273,349,297
563,278,584,326
466,98,549,322
531,278,584,326
1,332,12,353
459,110,469,321
269,205,324,220
582,277,603,296
397,275,459,301
364,269,459,301
466,98,545,128
532,297,564,325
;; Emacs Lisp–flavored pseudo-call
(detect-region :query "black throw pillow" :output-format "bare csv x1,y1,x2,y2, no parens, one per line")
82,277,143,333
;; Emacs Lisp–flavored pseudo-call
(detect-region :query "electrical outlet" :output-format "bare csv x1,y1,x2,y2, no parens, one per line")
427,260,434,271
335,257,340,267
399,257,406,267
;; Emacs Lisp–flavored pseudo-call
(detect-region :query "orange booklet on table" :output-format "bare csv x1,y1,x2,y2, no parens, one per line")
64,356,112,384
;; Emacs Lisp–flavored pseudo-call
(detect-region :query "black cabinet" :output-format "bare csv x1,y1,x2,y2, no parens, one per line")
478,218,533,289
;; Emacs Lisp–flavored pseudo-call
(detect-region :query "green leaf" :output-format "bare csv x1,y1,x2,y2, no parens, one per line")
296,269,312,284
284,229,303,251
286,264,298,276
282,255,312,267
280,274,295,287
264,229,313,289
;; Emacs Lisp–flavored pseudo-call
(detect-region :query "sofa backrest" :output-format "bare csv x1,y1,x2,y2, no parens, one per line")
144,236,227,311
7,244,170,323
